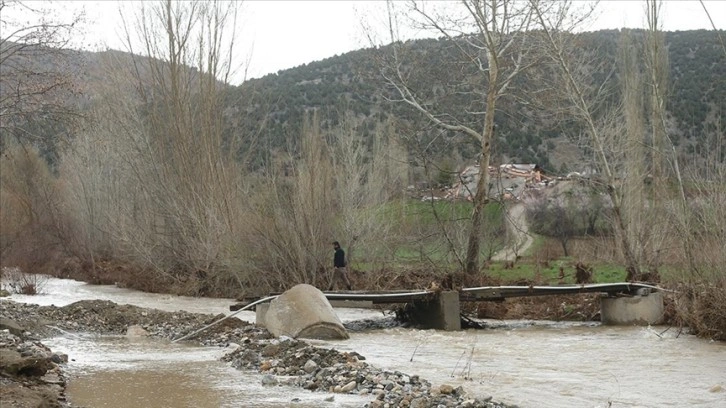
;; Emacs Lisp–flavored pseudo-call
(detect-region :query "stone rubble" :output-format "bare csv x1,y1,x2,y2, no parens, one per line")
0,299,511,408
0,329,70,408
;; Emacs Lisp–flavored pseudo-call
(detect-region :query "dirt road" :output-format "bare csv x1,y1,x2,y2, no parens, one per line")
492,202,533,261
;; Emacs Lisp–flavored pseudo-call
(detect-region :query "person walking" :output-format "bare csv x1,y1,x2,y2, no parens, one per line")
329,241,352,291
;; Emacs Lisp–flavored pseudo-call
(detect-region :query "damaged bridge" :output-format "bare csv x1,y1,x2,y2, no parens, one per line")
240,282,665,332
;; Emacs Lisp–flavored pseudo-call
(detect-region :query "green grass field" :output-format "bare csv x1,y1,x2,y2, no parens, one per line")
351,198,673,285
485,259,627,283
381,199,505,266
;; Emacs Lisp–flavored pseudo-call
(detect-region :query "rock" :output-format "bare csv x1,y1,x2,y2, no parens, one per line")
261,374,278,386
126,325,149,337
0,383,63,408
261,344,280,357
410,397,430,408
340,380,357,393
439,384,454,394
0,349,54,377
303,359,318,373
0,317,25,337
263,284,349,340
324,396,334,402
0,289,10,297
50,353,68,364
41,373,65,385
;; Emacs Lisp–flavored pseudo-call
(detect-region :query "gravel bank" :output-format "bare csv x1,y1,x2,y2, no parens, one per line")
1,299,512,408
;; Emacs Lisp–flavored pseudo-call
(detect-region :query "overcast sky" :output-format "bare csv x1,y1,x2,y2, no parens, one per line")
9,1,726,84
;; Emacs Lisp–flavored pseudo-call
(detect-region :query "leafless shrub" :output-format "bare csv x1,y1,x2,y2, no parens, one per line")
0,142,82,276
659,105,726,338
56,1,253,296
1,267,47,295
574,262,593,284
673,280,726,341
241,113,401,292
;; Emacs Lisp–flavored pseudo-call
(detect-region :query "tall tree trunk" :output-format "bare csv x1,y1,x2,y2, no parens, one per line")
465,72,497,274
621,30,646,274
465,119,493,274
647,0,668,198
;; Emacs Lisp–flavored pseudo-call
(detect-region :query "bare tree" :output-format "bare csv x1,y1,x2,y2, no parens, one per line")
670,0,725,282
531,0,646,278
240,111,402,290
0,0,83,151
377,0,537,274
58,0,247,295
0,1,89,276
332,112,405,266
618,29,663,273
253,113,337,287
645,0,668,194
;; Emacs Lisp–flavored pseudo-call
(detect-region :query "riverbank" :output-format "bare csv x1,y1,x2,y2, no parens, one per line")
0,299,509,408
0,329,69,408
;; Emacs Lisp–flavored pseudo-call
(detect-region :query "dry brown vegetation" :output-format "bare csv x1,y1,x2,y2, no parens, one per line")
1,139,724,339
0,113,404,298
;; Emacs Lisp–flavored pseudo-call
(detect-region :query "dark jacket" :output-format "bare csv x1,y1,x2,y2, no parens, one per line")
334,248,346,268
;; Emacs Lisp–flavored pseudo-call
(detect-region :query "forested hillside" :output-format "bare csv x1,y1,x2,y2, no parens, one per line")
2,29,722,174
224,29,725,173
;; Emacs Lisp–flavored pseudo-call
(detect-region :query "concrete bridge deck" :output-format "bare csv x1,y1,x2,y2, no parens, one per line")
317,282,660,303
234,282,661,310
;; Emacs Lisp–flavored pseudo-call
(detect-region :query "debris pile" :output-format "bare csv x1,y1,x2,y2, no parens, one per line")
445,163,553,201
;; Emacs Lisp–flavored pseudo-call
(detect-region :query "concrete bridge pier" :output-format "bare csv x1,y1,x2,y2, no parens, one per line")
410,291,462,331
255,302,269,326
600,290,664,325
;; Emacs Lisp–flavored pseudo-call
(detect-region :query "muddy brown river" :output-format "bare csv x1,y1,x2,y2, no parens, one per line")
9,277,726,407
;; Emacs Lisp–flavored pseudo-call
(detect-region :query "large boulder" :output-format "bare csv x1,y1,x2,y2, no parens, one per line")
0,349,54,377
0,317,25,337
263,284,349,340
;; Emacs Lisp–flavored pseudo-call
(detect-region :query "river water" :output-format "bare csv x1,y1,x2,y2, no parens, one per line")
8,276,726,407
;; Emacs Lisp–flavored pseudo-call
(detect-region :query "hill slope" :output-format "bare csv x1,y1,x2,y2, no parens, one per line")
3,30,723,174
225,29,725,173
